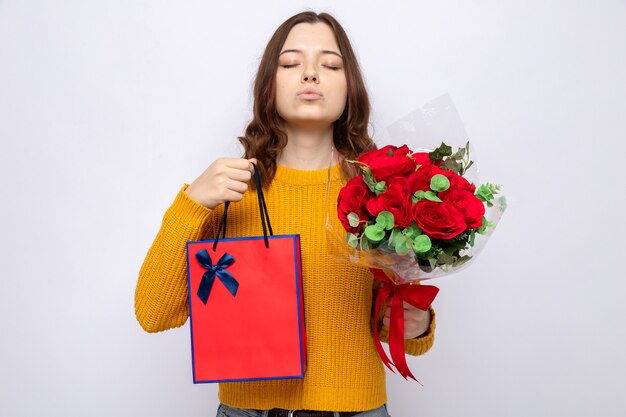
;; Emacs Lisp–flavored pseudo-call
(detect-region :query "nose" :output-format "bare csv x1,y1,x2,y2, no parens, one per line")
301,64,319,84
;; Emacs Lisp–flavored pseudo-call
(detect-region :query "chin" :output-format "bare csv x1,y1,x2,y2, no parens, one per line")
292,117,338,129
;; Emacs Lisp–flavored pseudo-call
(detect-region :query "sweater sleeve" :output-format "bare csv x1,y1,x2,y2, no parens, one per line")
134,185,217,333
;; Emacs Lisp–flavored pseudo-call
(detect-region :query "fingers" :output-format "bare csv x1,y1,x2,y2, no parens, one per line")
224,157,258,172
223,157,259,181
248,158,258,170
382,304,429,337
223,167,252,183
383,304,428,319
224,157,254,170
220,188,247,203
402,305,429,322
186,157,259,208
224,177,249,195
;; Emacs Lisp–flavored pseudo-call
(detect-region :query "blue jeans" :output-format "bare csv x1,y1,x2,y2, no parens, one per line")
216,404,391,417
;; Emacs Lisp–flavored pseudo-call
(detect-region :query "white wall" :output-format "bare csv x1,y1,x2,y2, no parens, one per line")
1,1,625,416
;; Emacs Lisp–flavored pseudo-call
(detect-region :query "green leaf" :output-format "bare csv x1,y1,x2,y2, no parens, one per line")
476,183,502,203
428,258,438,270
440,158,462,174
475,216,489,234
439,142,453,156
358,165,373,181
359,165,387,195
437,252,455,265
451,147,466,160
412,234,432,254
430,174,450,192
388,228,402,246
429,142,453,161
452,255,472,268
429,151,442,162
347,233,358,248
364,224,385,242
402,223,422,239
477,218,495,235
347,212,360,228
424,191,442,202
475,184,493,202
376,211,395,230
395,236,411,255
373,181,387,195
445,234,470,248
363,177,375,189
413,190,426,202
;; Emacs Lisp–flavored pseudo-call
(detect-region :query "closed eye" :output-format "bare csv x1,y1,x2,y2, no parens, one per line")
280,64,299,68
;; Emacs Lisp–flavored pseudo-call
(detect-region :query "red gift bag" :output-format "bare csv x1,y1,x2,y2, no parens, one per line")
186,164,305,383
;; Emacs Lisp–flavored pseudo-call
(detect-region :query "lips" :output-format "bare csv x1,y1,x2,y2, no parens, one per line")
297,88,323,98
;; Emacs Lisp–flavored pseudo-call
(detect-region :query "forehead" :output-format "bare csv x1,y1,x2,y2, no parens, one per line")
281,22,340,53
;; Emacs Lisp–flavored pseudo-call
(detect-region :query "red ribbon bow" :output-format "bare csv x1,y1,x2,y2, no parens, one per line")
371,268,439,382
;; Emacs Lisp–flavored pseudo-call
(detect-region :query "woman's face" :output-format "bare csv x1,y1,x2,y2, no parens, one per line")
275,23,348,130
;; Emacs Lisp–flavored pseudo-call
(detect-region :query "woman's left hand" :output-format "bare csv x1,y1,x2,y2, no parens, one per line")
383,302,431,339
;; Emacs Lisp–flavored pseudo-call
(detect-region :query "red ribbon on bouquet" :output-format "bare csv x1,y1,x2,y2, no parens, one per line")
370,268,439,382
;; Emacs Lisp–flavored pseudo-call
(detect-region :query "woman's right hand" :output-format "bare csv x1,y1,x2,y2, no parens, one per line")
185,158,257,209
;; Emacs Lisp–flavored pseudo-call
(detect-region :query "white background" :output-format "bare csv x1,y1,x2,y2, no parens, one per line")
1,1,625,416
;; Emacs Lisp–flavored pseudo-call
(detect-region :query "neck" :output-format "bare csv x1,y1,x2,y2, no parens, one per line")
277,124,336,170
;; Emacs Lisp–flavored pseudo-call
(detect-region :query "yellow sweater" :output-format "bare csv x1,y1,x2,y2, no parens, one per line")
135,164,435,411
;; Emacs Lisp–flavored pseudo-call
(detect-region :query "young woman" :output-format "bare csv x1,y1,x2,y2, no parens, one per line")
135,11,435,417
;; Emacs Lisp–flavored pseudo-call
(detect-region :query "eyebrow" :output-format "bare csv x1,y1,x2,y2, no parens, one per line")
279,49,343,59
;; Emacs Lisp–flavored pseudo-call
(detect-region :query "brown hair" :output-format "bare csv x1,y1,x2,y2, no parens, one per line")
239,11,375,187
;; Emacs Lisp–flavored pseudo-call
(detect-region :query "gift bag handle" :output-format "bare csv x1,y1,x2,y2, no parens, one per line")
213,162,273,251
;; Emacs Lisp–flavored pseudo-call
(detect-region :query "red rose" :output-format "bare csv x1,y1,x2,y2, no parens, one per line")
357,145,416,182
438,170,476,198
365,178,413,228
441,189,485,229
411,200,467,240
387,176,411,194
407,164,445,193
337,176,374,233
412,152,432,167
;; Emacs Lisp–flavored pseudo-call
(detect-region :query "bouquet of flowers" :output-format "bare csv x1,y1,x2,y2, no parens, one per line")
336,141,504,284
327,95,506,381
